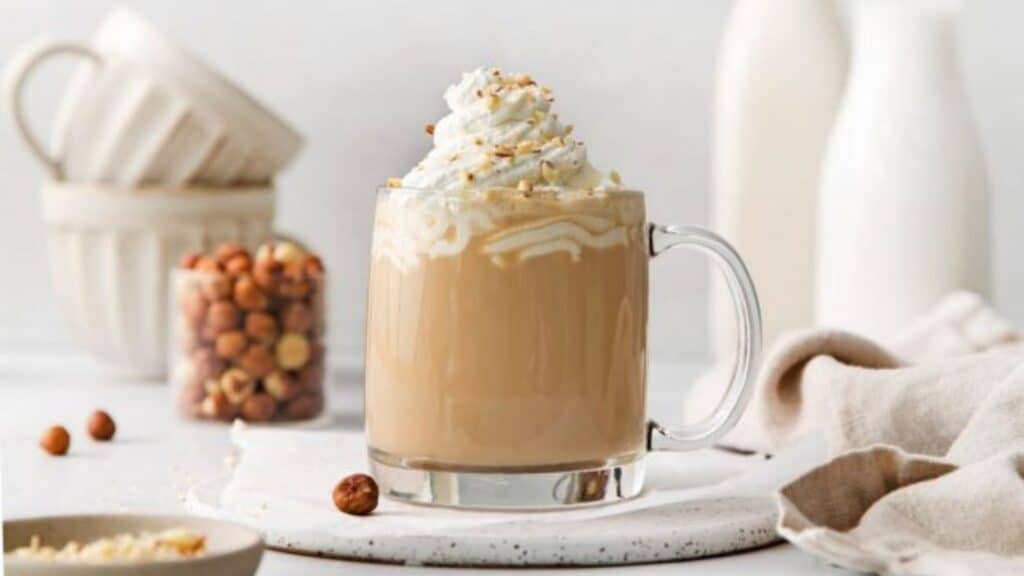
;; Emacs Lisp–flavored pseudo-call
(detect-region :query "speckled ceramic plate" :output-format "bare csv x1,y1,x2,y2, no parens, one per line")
187,446,786,567
3,514,263,576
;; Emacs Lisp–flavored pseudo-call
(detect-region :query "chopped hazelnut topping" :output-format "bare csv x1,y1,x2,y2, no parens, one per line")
425,123,435,136
540,160,559,184
473,136,484,146
493,146,514,158
517,179,534,192
532,110,546,123
515,141,536,155
460,171,475,184
484,93,500,112
386,177,402,188
511,74,535,86
609,170,622,185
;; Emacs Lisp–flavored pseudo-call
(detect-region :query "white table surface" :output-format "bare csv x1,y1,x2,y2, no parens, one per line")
0,353,849,575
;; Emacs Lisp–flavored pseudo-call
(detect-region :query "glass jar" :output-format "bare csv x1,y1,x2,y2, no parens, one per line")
170,243,327,424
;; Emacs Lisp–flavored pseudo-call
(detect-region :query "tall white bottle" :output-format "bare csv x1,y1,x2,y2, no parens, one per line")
711,0,847,359
816,0,989,340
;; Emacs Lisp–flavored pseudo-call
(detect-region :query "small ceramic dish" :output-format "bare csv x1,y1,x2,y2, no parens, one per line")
3,514,263,576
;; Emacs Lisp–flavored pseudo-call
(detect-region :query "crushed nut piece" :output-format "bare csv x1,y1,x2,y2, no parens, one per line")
609,170,622,185
517,179,533,192
386,177,402,188
541,160,559,184
424,123,435,136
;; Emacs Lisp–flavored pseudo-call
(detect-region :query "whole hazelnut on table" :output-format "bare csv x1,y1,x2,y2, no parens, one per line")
87,410,116,441
333,473,379,516
40,425,71,456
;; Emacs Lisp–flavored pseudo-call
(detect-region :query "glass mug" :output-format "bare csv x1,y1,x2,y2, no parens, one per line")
365,187,761,508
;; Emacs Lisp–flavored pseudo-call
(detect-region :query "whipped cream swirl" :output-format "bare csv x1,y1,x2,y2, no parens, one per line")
399,67,619,191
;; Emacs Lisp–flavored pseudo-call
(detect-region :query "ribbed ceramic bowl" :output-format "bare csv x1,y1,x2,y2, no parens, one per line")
40,182,275,379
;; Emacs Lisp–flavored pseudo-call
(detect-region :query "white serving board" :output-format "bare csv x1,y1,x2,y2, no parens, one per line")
185,430,827,567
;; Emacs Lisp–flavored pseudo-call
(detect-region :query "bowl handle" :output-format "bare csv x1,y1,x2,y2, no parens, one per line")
3,38,103,179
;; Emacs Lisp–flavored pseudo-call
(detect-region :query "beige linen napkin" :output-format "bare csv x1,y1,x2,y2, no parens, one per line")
687,292,1024,574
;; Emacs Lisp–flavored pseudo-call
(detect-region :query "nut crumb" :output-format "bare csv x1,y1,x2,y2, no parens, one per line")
424,123,435,136
386,177,402,188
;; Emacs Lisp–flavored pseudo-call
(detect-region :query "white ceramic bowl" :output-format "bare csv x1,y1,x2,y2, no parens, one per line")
4,513,263,576
3,9,303,187
41,182,275,378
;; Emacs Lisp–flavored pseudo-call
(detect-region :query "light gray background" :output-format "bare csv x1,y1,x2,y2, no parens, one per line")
0,0,1021,367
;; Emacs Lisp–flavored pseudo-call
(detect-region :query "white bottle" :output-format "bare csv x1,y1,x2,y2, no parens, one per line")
816,0,989,340
711,0,847,358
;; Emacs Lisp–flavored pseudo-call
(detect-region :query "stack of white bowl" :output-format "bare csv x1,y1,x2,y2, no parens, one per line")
3,9,303,378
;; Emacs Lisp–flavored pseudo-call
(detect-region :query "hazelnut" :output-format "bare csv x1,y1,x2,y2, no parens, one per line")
201,391,238,422
244,312,279,343
177,321,200,354
191,348,226,382
264,371,299,402
87,410,116,441
252,258,282,291
206,301,240,333
223,253,253,276
284,393,323,420
297,360,325,392
238,345,277,379
200,274,232,302
240,393,277,422
199,321,221,343
215,330,248,359
304,256,325,279
195,256,223,274
281,302,315,333
179,288,208,324
215,243,248,264
276,333,311,370
220,368,254,404
40,425,71,456
333,474,379,515
277,278,311,300
233,276,269,311
178,252,201,269
178,383,205,417
273,242,307,266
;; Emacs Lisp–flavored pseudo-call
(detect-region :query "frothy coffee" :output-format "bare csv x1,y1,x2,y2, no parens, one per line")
366,68,645,470
366,189,649,469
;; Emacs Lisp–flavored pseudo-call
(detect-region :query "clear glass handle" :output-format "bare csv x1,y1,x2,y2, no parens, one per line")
647,224,762,451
